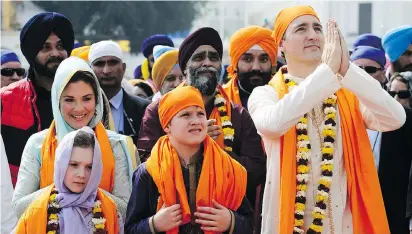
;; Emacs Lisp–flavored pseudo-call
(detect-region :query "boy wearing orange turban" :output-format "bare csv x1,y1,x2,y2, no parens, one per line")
224,26,278,109
125,86,253,234
248,5,406,234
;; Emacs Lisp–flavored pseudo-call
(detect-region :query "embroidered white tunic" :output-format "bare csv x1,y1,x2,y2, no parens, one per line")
248,63,406,234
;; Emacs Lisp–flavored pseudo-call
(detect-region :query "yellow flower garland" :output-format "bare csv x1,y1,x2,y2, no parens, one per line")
214,92,235,153
47,188,107,234
285,76,338,234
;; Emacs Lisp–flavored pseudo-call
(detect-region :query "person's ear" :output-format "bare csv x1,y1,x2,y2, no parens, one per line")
164,123,171,133
279,39,285,55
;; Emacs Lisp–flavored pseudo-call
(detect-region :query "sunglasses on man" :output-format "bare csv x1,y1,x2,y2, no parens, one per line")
359,66,383,74
1,68,25,77
388,90,411,99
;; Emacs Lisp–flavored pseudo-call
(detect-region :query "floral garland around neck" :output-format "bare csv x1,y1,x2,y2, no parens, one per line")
214,91,235,153
284,75,338,234
47,188,107,234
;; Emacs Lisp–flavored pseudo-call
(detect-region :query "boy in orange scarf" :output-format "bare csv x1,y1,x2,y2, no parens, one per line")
125,86,253,234
248,5,406,234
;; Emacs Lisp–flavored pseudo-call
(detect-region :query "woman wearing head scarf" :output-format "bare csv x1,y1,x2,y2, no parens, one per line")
125,86,253,234
13,57,136,220
14,127,122,234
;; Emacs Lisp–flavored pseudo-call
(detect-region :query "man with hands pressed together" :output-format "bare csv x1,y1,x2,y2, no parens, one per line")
248,6,405,234
125,86,253,234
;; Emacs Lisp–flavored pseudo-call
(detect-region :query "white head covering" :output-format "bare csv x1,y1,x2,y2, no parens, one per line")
52,57,104,142
88,40,123,64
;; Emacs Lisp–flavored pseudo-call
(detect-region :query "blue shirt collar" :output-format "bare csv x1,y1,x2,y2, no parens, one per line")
109,89,123,110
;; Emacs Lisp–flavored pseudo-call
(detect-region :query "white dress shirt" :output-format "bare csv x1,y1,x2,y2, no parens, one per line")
367,129,382,169
110,89,124,134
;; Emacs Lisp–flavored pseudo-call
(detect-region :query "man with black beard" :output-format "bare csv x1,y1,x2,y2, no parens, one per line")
0,12,73,186
224,26,278,109
382,25,412,80
137,28,266,217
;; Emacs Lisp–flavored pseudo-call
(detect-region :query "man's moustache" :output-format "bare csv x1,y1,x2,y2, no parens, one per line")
195,67,219,74
46,57,63,65
238,70,271,80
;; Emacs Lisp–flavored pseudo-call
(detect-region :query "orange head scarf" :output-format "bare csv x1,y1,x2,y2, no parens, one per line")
70,45,90,62
272,5,319,48
152,50,179,91
158,86,205,129
224,26,277,105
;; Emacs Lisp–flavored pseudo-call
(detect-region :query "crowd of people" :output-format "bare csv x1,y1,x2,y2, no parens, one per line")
1,4,412,234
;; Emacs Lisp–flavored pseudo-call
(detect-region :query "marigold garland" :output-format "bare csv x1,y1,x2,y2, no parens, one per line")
214,92,235,153
285,75,338,234
47,188,107,234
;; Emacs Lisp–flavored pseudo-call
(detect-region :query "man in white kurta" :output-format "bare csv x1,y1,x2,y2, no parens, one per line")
248,6,406,234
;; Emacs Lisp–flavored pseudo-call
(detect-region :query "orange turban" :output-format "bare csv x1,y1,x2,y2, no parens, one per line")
158,86,205,129
227,26,277,77
272,5,319,47
152,50,179,90
70,45,90,62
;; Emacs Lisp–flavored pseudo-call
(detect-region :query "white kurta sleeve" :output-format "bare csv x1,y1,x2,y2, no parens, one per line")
248,63,341,138
102,140,131,221
340,63,406,131
1,135,17,234
12,132,45,218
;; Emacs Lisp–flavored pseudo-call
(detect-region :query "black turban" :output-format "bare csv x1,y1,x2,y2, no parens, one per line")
20,12,74,65
178,27,223,72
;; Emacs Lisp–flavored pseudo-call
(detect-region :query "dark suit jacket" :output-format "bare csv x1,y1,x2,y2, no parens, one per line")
379,107,412,234
122,89,151,142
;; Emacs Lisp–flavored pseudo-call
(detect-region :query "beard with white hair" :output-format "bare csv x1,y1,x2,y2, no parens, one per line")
187,66,221,96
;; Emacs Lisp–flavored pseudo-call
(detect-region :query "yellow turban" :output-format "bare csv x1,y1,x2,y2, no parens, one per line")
272,6,319,48
152,49,179,90
141,58,150,80
158,86,204,129
227,26,277,77
70,46,90,62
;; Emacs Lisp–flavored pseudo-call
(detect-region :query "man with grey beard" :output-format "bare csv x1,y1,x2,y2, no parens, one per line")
137,27,266,213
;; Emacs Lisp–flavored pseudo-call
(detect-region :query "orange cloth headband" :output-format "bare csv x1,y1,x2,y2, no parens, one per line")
272,5,319,48
227,26,277,76
158,86,205,129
